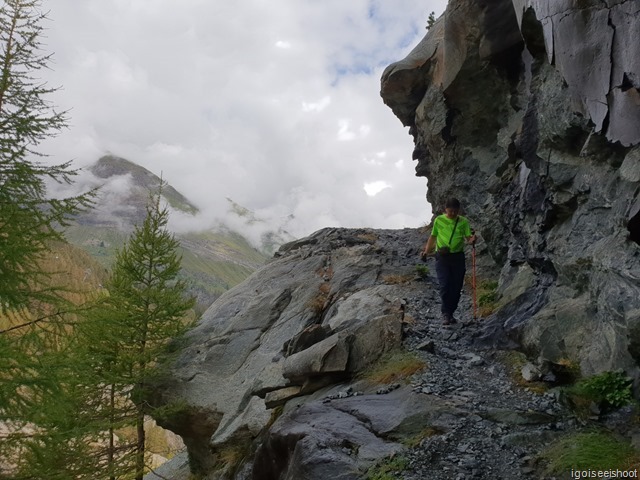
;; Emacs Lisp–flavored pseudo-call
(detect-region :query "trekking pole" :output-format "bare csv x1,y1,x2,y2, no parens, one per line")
472,241,477,321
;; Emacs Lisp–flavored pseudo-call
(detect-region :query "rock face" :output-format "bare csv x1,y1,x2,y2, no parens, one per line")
381,0,640,376
253,387,459,480
151,228,428,476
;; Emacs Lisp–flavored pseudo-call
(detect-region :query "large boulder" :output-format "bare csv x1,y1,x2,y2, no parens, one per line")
252,386,461,480
150,228,424,474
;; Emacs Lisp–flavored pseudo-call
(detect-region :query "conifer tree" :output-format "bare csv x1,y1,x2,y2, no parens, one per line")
82,187,195,479
0,0,93,313
0,0,93,472
13,188,195,479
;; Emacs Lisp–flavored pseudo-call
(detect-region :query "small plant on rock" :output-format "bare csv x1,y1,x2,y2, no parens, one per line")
475,279,499,317
426,11,436,29
477,280,498,303
568,371,634,413
561,371,634,420
366,455,409,480
402,427,443,448
414,264,429,279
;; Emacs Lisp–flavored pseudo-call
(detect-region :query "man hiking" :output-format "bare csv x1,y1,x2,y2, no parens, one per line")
421,198,476,325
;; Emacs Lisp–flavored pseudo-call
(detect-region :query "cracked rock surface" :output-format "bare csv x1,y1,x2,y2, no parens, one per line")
147,228,640,480
381,0,640,377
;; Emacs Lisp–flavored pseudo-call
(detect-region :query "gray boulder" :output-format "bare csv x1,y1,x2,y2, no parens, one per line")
252,386,462,480
150,228,424,474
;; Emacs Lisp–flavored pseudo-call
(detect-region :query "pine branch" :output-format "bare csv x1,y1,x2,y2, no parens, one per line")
0,305,90,334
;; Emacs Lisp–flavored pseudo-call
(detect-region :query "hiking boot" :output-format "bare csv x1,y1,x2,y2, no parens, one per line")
442,313,456,325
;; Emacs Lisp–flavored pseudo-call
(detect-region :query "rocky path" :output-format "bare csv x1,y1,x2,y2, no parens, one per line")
397,261,577,479
147,228,636,480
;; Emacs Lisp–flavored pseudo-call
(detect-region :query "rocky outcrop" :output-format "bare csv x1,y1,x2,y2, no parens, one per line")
150,225,608,479
381,0,640,376
253,386,462,480
150,228,429,476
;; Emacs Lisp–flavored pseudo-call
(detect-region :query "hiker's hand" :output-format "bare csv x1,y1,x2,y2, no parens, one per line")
420,248,434,260
468,234,477,245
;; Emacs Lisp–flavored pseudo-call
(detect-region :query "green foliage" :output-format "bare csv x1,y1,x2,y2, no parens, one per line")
0,0,95,474
477,280,498,306
474,279,499,317
0,0,95,313
85,187,196,479
414,264,429,279
426,11,436,29
366,455,409,480
402,427,443,448
152,399,192,427
11,188,196,479
567,371,633,413
541,431,636,473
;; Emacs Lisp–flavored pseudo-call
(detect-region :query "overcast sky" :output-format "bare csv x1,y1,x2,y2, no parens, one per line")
39,0,449,239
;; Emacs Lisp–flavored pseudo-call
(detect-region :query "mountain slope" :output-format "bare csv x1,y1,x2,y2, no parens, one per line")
66,155,279,310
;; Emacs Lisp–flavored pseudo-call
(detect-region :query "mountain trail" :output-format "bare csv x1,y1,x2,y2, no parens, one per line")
395,264,630,479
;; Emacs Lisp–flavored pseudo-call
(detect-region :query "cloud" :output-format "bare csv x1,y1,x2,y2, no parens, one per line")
37,0,448,239
363,181,392,197
302,96,331,113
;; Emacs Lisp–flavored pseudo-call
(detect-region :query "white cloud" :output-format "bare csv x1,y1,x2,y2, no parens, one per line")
275,40,292,49
37,0,448,239
364,181,392,197
337,119,356,141
302,96,331,113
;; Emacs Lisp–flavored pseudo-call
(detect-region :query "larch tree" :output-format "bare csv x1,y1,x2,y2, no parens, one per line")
83,187,195,479
0,0,93,313
0,0,93,473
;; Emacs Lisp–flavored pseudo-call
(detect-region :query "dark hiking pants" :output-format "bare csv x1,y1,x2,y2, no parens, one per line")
435,251,466,316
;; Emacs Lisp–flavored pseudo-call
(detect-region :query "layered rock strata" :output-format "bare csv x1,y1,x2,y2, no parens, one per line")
150,228,427,476
381,0,640,375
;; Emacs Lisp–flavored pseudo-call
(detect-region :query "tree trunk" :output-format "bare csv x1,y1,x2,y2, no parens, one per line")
108,383,116,480
135,405,145,480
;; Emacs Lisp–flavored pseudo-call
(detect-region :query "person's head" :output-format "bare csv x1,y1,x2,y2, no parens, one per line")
444,197,461,218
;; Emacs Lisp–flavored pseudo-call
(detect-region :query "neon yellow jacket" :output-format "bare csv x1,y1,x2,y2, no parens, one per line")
431,214,472,253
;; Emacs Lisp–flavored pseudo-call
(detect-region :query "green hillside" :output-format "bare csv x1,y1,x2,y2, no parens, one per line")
65,155,274,311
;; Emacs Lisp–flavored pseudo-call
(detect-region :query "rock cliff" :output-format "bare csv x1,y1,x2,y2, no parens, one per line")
150,228,450,478
381,0,640,376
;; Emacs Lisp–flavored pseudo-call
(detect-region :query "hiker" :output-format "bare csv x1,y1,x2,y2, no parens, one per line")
421,198,476,325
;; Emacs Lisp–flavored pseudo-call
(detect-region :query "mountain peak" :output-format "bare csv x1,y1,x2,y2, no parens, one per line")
91,155,199,215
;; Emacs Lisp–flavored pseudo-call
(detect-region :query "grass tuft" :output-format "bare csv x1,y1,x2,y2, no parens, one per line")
382,274,414,285
414,264,429,279
365,455,409,480
402,427,444,448
540,431,637,473
362,350,426,384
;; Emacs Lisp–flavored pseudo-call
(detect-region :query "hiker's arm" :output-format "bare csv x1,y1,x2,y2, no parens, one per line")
422,235,437,255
